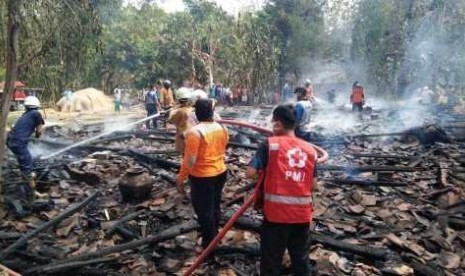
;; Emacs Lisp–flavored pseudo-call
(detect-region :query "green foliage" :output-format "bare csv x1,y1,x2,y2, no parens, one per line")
7,0,465,103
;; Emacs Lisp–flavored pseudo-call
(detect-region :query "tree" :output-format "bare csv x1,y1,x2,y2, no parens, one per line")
262,0,326,83
0,0,103,201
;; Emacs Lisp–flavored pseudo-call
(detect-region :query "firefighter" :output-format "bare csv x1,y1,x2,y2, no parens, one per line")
350,81,365,111
7,96,45,188
246,104,318,276
167,88,193,153
160,80,175,109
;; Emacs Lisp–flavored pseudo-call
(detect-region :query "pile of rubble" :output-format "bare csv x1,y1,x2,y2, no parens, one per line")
1,105,465,275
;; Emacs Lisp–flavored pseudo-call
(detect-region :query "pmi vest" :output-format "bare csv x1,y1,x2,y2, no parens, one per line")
263,136,317,223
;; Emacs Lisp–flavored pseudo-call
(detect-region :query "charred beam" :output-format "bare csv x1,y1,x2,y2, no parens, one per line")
350,153,413,160
317,165,423,172
0,192,100,260
39,220,198,265
326,179,408,187
23,257,116,275
105,209,146,237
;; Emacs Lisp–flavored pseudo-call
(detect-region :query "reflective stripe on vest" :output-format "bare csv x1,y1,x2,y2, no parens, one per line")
264,193,312,205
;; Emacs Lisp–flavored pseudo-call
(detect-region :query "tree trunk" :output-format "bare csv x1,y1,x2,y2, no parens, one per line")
0,0,22,203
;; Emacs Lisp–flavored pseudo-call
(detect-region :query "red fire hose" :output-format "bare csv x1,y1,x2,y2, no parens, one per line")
183,120,329,275
218,119,329,163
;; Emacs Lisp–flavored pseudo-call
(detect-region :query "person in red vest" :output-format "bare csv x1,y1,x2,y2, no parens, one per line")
246,104,318,276
350,81,365,111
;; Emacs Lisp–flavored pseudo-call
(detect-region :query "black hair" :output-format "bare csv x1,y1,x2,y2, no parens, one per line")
353,81,359,88
294,87,306,95
195,99,214,122
273,104,296,130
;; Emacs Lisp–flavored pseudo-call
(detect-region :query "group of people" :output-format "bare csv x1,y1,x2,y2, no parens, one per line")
167,83,318,275
143,80,175,129
210,83,251,106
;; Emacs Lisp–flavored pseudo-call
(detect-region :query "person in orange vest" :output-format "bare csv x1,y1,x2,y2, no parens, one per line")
246,104,318,276
176,98,229,250
350,81,365,111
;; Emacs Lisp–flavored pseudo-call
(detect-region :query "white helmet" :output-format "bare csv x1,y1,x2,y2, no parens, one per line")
190,89,208,105
305,79,312,85
176,87,191,101
24,96,41,108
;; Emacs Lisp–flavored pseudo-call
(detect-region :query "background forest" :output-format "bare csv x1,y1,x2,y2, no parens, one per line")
1,0,465,102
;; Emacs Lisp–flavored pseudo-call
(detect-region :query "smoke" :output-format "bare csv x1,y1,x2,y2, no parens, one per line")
29,143,57,158
400,12,439,99
102,116,136,133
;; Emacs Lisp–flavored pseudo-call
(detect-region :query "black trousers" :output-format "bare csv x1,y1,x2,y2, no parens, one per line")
352,102,363,112
189,171,227,248
261,220,311,276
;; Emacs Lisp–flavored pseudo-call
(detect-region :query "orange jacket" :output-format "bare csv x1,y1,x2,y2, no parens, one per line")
350,87,364,103
178,122,229,182
160,88,174,108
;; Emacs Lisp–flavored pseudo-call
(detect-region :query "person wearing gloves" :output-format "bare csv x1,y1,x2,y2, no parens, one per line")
168,87,194,153
7,96,45,188
176,99,229,250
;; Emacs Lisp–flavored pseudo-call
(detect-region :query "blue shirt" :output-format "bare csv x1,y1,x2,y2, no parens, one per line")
295,100,312,132
145,90,158,104
249,142,268,170
9,109,44,143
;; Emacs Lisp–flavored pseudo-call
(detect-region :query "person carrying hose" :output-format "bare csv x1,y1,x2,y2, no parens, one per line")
246,104,318,276
176,99,229,250
7,96,45,197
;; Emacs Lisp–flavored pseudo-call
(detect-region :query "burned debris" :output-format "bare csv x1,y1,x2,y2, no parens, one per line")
1,105,465,276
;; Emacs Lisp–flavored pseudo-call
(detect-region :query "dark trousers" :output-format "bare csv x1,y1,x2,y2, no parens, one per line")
189,171,227,248
261,221,311,276
7,137,32,177
145,104,158,129
352,102,363,112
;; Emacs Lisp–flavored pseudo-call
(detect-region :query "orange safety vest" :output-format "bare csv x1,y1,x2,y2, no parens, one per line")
351,87,364,103
263,136,317,223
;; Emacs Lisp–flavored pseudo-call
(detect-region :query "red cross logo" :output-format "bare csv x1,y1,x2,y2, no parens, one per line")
287,147,307,168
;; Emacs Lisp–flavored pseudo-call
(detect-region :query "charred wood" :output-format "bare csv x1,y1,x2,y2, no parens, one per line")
350,153,413,160
41,220,198,265
317,164,423,172
326,179,408,187
230,215,390,260
105,209,146,237
0,192,100,260
23,257,116,275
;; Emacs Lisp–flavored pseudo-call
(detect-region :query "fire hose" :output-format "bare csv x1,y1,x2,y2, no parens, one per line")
183,119,329,276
